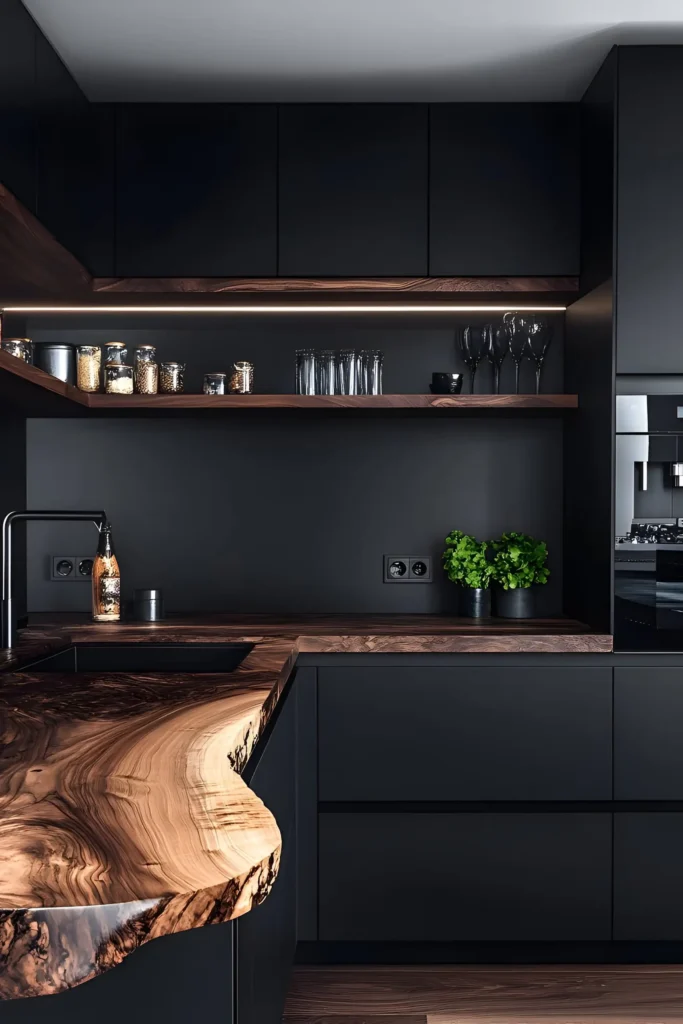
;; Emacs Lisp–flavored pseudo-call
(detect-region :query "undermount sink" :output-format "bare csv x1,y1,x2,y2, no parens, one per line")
28,642,254,674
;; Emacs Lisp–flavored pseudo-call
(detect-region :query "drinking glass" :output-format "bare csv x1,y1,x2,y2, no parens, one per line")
337,349,359,395
459,326,490,394
523,317,552,394
317,350,337,395
505,312,527,395
487,323,509,394
296,349,317,395
360,350,383,395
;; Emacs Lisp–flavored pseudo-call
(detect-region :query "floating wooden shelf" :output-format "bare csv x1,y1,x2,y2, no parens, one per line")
0,355,577,415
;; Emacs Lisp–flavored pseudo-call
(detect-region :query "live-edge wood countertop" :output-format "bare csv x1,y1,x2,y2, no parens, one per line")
0,616,611,1000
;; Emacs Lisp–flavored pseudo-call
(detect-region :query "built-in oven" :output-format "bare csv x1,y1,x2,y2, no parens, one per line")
616,394,683,650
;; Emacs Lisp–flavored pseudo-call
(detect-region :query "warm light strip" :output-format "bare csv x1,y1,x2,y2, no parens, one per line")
1,304,567,313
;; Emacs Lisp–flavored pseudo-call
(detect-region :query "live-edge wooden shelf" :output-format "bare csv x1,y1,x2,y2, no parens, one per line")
0,355,577,415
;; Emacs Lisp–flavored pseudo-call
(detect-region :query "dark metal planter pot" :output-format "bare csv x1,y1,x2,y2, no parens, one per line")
495,586,535,618
461,587,491,618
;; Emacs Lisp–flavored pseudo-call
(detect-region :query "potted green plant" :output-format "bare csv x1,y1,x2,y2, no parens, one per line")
442,530,493,618
490,532,550,618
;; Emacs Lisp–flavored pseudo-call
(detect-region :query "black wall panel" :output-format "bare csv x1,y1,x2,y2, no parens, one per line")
0,0,36,213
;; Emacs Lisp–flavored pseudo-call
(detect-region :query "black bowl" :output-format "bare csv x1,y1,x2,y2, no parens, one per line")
430,373,464,395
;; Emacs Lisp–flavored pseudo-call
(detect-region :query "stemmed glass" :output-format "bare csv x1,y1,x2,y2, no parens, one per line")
459,325,490,395
505,312,527,395
523,317,552,394
487,323,509,394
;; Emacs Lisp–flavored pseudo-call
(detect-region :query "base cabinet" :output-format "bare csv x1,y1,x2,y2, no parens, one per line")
319,812,612,941
614,813,683,940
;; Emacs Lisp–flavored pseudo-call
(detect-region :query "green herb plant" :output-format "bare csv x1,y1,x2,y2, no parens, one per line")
442,530,493,589
490,532,550,590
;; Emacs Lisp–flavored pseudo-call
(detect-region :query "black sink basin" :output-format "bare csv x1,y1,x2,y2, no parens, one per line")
27,643,254,674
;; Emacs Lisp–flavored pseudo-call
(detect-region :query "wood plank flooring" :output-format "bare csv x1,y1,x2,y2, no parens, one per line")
283,965,683,1023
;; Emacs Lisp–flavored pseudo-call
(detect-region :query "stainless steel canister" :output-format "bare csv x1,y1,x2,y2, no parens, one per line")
35,344,75,384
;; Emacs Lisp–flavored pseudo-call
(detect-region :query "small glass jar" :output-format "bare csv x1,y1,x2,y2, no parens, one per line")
105,364,134,395
134,345,158,394
229,360,254,395
104,341,128,365
76,344,102,392
159,361,185,394
2,338,33,363
203,372,227,395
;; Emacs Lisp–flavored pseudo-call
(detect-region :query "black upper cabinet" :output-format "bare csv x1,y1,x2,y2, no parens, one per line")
0,0,37,213
35,38,115,276
429,104,580,276
616,47,683,373
116,104,277,277
278,105,428,276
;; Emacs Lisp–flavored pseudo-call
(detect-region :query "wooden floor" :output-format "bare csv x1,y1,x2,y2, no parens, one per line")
283,965,683,1023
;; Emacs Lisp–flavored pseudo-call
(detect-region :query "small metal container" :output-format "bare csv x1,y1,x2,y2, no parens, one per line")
229,360,254,394
160,361,185,394
105,363,134,394
35,344,75,384
133,588,164,622
76,345,102,392
134,345,158,394
203,372,227,395
2,338,33,363
104,341,128,365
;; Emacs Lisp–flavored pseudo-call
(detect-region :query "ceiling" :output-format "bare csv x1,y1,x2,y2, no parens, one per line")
22,0,683,102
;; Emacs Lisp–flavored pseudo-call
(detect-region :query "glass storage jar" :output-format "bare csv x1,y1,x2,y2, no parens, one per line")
76,345,102,392
159,361,185,393
203,372,227,395
2,338,33,363
134,345,158,394
229,360,254,394
104,341,128,365
105,364,134,395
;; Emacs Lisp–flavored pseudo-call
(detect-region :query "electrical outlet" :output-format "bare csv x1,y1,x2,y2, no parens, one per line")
384,555,432,583
51,555,93,582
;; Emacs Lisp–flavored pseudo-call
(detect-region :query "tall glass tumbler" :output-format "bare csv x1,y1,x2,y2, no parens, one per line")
360,350,384,395
317,350,337,395
337,349,359,395
296,349,317,395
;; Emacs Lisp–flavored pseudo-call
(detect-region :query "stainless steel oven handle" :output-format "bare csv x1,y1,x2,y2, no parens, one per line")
639,461,648,491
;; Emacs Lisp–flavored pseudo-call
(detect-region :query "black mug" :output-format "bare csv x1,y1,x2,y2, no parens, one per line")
430,372,464,395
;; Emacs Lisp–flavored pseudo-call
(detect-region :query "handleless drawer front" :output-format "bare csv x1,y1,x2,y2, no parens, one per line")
615,667,683,799
318,668,612,801
319,812,611,941
614,813,683,939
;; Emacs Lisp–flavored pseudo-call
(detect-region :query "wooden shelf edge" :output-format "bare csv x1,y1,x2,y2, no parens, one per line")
85,393,578,410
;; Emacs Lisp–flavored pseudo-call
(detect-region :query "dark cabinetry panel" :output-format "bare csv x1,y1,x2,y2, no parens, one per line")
116,104,277,277
319,812,611,941
0,0,36,213
429,104,580,276
614,666,683,799
318,667,612,801
614,813,683,939
237,685,296,1024
616,47,683,373
278,105,428,276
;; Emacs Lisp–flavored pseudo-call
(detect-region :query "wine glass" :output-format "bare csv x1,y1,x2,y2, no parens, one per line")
459,325,490,395
505,312,527,395
522,317,552,394
487,322,509,394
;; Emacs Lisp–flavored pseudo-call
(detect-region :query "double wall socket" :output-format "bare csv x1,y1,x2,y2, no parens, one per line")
51,555,94,582
383,555,432,583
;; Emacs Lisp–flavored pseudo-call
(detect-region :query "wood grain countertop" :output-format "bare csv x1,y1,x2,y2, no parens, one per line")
0,615,611,1000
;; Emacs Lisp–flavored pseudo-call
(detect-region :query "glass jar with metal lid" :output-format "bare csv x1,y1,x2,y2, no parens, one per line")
159,361,185,394
1,338,33,364
76,345,101,392
203,372,227,395
134,345,158,394
105,364,134,395
104,341,128,365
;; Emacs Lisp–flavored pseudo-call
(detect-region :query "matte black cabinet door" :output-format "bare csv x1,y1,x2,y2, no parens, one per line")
429,104,580,275
237,685,296,1024
319,812,611,941
318,667,612,801
0,0,36,213
116,104,277,277
616,48,683,373
614,813,683,939
278,105,428,276
614,666,683,799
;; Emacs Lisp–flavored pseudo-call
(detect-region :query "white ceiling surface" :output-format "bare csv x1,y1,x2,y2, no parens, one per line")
22,0,683,102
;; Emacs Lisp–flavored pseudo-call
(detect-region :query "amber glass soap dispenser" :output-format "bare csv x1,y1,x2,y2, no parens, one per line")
92,522,121,622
